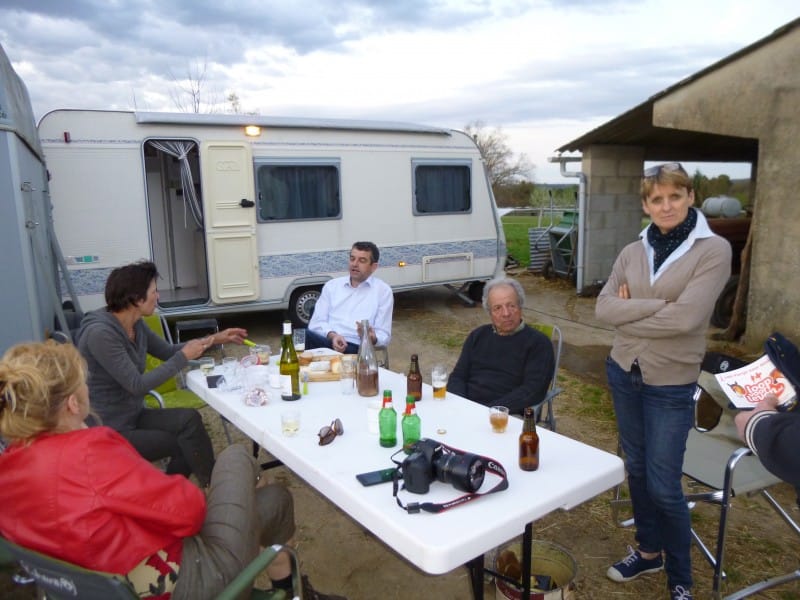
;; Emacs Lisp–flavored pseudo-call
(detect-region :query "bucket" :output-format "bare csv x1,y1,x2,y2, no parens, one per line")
494,540,577,600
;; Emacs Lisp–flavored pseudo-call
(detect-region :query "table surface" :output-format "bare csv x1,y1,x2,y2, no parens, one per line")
187,357,624,575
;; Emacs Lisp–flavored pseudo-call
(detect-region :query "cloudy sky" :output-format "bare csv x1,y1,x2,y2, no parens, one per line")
1,1,797,182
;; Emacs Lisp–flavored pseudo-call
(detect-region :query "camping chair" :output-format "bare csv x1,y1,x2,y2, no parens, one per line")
682,369,800,599
142,314,234,445
530,322,563,432
0,534,301,600
610,353,800,599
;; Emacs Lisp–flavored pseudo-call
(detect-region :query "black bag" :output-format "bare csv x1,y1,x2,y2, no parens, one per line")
764,332,800,393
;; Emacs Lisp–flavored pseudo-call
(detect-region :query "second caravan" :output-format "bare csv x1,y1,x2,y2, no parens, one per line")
38,110,506,325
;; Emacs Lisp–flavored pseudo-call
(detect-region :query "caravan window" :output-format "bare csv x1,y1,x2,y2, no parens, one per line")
255,162,341,221
413,161,471,214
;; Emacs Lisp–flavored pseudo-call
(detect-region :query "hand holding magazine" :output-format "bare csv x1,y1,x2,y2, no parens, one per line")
714,353,796,409
714,332,800,411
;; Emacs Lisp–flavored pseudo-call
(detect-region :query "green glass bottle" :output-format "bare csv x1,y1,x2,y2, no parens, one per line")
401,394,421,453
379,390,397,447
279,320,300,400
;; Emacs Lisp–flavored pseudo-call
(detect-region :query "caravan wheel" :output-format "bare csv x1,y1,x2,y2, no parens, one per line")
289,287,321,328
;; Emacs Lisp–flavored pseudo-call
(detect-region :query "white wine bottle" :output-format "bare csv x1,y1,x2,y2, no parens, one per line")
279,320,300,400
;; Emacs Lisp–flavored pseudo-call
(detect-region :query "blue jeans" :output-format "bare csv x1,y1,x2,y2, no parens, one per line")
606,356,695,588
305,329,359,354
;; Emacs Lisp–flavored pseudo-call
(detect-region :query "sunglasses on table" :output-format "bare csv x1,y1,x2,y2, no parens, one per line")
318,418,344,446
643,162,687,178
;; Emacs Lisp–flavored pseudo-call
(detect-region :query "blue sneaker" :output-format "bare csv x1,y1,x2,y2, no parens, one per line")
606,545,663,582
670,584,693,600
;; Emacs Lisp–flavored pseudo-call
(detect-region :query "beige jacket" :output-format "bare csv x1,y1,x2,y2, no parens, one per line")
596,218,731,386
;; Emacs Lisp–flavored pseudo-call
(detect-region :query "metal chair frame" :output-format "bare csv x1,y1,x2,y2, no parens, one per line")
610,377,800,599
529,322,563,432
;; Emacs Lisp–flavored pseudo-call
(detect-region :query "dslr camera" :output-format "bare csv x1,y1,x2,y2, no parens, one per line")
402,438,485,494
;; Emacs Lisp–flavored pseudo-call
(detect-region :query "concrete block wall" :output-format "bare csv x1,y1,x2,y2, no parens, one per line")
581,145,645,285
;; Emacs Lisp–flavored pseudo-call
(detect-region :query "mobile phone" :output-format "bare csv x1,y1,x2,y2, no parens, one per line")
356,468,397,487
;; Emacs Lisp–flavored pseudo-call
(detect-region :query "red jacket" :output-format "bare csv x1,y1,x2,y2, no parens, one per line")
0,426,205,573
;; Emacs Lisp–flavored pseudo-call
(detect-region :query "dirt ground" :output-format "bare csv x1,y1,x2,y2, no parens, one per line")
3,271,799,599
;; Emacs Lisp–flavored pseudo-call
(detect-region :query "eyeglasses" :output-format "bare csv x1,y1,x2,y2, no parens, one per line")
643,162,686,178
318,418,344,446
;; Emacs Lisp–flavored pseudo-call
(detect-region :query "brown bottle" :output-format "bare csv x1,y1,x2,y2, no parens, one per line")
519,406,540,471
406,354,422,403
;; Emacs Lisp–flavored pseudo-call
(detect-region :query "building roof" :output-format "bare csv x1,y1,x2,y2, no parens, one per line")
556,17,800,162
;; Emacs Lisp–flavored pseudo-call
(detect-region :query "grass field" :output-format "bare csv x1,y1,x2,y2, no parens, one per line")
502,214,552,268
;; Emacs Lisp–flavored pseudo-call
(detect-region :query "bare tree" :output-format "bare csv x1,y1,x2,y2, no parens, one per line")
464,120,534,187
168,58,222,113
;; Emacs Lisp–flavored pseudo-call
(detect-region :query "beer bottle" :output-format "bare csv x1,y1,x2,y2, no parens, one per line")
406,354,422,402
401,395,421,453
379,390,397,447
279,320,301,400
356,318,379,397
519,406,540,471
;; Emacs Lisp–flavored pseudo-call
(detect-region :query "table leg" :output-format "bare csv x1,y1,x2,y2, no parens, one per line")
466,554,485,600
521,522,533,598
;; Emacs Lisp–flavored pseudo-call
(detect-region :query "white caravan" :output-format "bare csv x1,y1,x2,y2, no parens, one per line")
38,110,505,325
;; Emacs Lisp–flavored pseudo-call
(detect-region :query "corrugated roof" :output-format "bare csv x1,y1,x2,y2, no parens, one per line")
556,17,800,161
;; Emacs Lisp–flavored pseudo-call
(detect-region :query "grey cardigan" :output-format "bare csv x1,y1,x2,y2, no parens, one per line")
596,217,731,386
77,309,188,431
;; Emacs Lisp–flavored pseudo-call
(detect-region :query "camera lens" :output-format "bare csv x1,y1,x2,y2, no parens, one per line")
435,452,485,492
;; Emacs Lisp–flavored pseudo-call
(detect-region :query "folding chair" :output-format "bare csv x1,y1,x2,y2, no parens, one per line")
0,534,300,600
142,314,234,444
683,370,800,599
610,354,800,599
529,322,563,432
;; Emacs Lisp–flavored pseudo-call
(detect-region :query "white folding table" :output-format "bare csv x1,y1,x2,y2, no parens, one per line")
187,361,624,598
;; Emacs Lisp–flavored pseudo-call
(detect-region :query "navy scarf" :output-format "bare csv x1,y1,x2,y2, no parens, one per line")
647,208,697,274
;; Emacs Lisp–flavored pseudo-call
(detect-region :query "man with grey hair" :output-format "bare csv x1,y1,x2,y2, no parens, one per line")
448,277,554,414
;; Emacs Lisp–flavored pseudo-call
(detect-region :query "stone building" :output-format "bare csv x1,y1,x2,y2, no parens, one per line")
555,18,800,350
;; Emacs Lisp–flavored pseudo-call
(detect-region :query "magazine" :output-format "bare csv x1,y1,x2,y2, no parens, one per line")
714,353,797,409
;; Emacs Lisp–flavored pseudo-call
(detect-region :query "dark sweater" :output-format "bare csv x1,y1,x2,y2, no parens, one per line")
744,410,800,488
77,309,188,431
448,323,555,415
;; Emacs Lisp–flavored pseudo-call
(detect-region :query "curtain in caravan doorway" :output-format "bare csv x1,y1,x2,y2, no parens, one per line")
148,140,204,228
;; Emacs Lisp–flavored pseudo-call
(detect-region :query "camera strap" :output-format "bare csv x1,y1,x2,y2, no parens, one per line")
390,443,509,514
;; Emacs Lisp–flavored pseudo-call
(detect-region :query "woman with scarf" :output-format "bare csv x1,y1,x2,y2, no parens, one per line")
596,163,731,600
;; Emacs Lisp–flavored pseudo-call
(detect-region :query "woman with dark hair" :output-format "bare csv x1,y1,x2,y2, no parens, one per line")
596,163,731,600
77,260,247,486
0,341,344,600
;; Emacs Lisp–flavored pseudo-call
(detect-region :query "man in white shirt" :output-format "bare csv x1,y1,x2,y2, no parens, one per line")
306,241,394,354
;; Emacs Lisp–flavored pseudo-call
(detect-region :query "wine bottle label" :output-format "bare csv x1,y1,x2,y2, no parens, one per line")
280,374,292,396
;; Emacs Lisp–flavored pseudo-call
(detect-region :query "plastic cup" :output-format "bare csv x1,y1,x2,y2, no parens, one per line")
367,399,381,434
281,410,300,436
268,364,281,389
432,364,448,399
340,373,355,395
490,406,510,433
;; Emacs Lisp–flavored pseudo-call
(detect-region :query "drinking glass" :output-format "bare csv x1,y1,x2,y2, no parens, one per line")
489,406,509,433
249,344,271,365
281,410,301,436
293,328,306,352
431,364,448,399
199,357,215,376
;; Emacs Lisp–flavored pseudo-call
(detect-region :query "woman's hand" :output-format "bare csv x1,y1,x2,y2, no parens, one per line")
617,283,630,299
181,336,213,360
215,327,248,345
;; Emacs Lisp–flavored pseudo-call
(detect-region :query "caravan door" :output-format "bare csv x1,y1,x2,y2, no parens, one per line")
200,142,259,303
